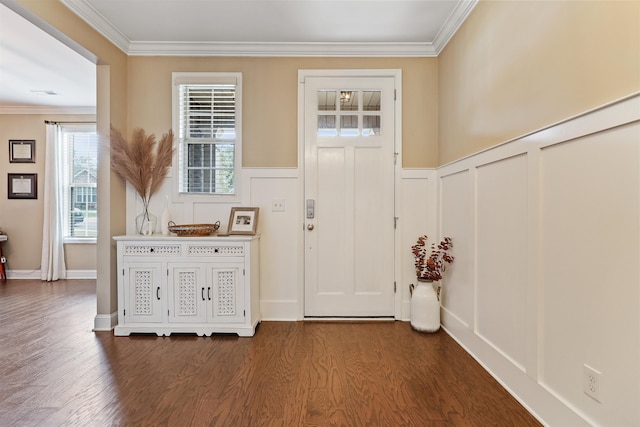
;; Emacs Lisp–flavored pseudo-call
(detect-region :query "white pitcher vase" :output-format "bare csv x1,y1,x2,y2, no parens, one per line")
410,279,441,333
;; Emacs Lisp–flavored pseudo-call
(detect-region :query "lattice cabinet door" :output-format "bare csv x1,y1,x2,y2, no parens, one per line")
209,265,245,323
123,263,163,323
167,264,207,323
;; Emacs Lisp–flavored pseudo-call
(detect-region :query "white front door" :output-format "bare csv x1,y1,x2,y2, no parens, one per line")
303,74,397,317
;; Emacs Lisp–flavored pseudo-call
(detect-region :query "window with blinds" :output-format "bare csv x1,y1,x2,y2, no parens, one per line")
175,73,241,195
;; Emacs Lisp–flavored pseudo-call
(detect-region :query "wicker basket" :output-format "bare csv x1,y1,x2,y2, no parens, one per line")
167,221,220,237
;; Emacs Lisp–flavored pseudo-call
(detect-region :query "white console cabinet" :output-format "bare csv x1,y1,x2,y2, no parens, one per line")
113,235,260,337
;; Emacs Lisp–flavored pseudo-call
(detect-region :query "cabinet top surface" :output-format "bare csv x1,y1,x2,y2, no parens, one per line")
113,234,259,242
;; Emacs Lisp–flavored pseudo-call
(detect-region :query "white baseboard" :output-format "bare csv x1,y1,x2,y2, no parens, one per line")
6,269,97,280
260,300,300,320
400,300,411,321
5,270,40,279
94,312,117,331
66,270,97,279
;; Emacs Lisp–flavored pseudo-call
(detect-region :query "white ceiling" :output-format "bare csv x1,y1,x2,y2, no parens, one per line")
0,0,477,112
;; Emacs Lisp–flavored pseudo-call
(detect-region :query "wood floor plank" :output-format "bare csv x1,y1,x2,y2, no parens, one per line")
0,279,542,426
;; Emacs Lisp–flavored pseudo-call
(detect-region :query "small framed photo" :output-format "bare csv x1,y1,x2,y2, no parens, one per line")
9,140,35,163
8,173,37,199
227,207,260,235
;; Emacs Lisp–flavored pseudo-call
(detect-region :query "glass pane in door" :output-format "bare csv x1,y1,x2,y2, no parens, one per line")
317,114,337,136
318,91,336,111
339,90,358,111
363,115,381,135
363,91,381,111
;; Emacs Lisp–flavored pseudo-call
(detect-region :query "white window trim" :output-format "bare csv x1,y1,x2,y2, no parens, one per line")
65,237,96,244
172,72,243,203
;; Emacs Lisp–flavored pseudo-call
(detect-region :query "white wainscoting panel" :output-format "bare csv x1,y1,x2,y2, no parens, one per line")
400,169,437,320
437,93,639,427
476,153,528,372
439,169,473,328
539,123,639,426
247,170,302,321
192,202,235,229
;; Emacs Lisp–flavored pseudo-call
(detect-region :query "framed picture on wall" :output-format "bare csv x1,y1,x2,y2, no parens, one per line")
227,207,260,235
9,140,35,163
8,173,37,199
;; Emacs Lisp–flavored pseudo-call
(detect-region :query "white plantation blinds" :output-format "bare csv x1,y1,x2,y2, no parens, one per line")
176,74,241,194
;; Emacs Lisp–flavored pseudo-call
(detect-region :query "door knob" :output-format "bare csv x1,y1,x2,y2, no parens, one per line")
307,224,314,231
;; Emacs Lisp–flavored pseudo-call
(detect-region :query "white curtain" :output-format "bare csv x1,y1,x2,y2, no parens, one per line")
41,123,66,281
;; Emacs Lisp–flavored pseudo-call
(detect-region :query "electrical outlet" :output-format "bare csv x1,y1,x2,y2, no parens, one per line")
272,199,285,212
583,365,601,402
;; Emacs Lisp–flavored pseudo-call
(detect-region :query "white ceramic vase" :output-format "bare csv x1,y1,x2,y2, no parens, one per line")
160,196,171,235
410,279,441,333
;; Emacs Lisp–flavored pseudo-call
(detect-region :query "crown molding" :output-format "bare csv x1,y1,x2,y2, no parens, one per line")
61,0,477,57
128,41,439,57
432,0,478,52
0,106,96,115
60,0,130,54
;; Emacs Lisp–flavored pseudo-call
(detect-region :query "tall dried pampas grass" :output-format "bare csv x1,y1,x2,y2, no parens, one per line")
110,125,174,213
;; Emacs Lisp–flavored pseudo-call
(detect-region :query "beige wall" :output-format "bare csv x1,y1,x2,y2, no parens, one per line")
438,0,640,165
127,56,439,168
0,114,96,271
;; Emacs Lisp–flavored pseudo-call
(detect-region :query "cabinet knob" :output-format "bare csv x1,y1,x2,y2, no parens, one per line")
306,224,314,231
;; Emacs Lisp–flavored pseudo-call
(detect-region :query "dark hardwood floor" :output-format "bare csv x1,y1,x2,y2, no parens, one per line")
0,279,541,426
